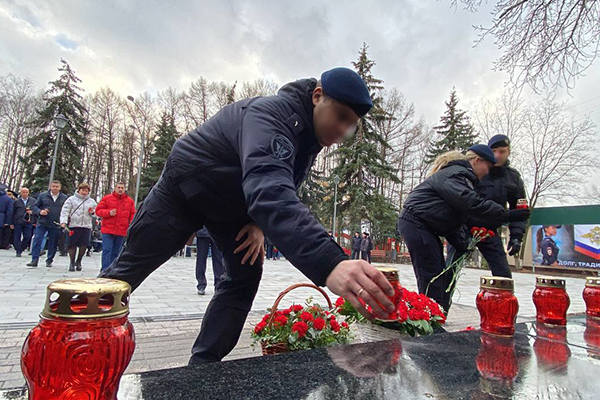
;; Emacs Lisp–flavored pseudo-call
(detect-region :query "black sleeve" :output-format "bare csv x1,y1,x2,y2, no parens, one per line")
438,173,510,224
240,105,348,286
507,170,526,241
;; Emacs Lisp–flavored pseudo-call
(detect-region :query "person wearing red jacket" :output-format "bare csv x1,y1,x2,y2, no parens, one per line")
95,182,136,271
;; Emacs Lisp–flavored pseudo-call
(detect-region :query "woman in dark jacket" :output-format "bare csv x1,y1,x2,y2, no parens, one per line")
396,145,530,313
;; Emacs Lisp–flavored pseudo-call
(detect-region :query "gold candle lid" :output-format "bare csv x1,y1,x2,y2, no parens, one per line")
480,276,514,291
42,278,131,319
535,276,566,289
586,277,600,287
376,266,399,282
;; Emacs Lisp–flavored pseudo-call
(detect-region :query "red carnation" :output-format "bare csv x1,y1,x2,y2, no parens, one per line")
488,230,495,238
328,314,337,321
398,308,408,322
274,315,288,327
281,308,291,316
292,321,309,338
335,297,346,307
470,227,480,236
330,319,341,332
313,318,326,331
290,305,303,313
408,309,421,321
254,321,267,334
300,312,314,322
341,322,349,329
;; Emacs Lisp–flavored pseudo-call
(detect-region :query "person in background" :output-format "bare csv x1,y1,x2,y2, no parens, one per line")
27,181,67,268
396,145,531,313
12,187,35,257
537,225,561,266
265,236,275,260
195,227,225,295
95,182,136,271
351,231,361,260
0,184,14,250
446,134,526,278
273,246,281,260
60,183,97,271
360,232,373,263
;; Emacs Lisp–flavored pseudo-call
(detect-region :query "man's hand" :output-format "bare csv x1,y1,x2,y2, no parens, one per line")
26,210,32,215
60,223,67,229
326,260,395,321
234,223,265,265
109,209,117,216
507,238,522,256
40,209,49,216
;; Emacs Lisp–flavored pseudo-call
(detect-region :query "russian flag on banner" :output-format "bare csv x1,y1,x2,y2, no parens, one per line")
574,225,600,260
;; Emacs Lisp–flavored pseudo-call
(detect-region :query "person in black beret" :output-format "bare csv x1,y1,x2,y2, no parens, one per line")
396,146,530,313
447,134,527,278
100,67,397,365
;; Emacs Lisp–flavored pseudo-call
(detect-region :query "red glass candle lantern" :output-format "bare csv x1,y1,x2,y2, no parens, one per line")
583,277,600,319
516,198,528,209
21,278,135,400
373,266,403,322
533,323,571,371
532,276,570,326
476,276,519,336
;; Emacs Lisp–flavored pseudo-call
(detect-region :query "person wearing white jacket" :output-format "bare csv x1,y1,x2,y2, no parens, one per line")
60,183,97,272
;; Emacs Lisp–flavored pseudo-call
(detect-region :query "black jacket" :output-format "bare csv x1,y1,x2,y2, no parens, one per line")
33,191,68,228
400,160,510,237
360,237,373,252
351,236,362,251
467,160,526,241
167,78,347,286
13,196,36,225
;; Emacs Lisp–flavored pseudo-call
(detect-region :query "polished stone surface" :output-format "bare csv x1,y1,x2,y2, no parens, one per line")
3,318,600,400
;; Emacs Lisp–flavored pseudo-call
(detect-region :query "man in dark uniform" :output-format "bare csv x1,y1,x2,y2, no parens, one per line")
351,231,362,259
100,67,396,364
447,135,527,278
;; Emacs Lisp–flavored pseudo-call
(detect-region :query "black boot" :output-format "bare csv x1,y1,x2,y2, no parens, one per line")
46,260,53,268
26,260,38,268
69,263,75,272
76,260,82,271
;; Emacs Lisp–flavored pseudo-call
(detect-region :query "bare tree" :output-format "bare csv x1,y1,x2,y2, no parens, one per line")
586,184,600,203
520,96,596,207
0,74,42,189
239,78,278,99
452,0,600,92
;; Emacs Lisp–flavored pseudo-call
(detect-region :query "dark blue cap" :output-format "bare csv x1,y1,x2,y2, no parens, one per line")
468,144,497,165
488,134,511,149
320,67,373,117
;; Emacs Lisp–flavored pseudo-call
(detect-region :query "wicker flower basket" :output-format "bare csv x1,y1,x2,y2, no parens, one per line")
260,283,333,356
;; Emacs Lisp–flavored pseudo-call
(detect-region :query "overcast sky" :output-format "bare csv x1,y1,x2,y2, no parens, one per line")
2,0,599,122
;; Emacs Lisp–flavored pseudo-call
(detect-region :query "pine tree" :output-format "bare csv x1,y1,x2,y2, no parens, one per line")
425,87,477,164
330,43,398,240
22,59,88,194
139,113,178,199
298,168,327,224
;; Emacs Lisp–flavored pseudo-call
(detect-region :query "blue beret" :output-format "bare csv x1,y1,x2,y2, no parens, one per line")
320,67,373,117
468,144,497,165
488,134,511,149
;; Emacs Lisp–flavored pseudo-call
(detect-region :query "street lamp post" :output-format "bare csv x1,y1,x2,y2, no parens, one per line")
127,96,145,208
332,176,340,241
49,114,68,188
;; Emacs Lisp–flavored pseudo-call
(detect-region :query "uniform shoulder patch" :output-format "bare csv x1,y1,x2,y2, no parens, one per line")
465,178,474,190
271,134,295,161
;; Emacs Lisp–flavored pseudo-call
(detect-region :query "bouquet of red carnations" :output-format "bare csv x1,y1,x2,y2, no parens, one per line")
427,226,496,299
252,284,352,354
335,286,446,337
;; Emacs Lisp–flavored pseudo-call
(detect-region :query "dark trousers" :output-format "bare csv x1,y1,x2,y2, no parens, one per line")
397,216,454,313
14,223,34,254
31,225,60,262
196,237,225,291
99,174,263,365
266,244,274,259
447,232,512,278
361,250,371,263
351,249,360,259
